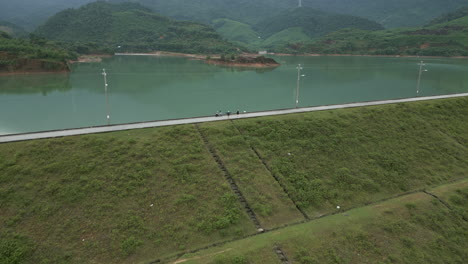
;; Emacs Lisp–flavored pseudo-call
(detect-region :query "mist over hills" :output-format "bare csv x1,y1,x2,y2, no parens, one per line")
0,0,94,31
0,21,28,38
305,0,467,28
2,0,466,31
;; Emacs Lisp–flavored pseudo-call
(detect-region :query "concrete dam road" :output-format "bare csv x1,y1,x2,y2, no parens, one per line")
1,93,467,143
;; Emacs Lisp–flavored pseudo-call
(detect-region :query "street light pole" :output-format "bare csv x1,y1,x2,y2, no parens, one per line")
102,68,110,125
416,61,428,96
296,64,303,108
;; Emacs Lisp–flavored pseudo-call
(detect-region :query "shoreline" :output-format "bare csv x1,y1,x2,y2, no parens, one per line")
69,54,113,63
204,59,280,68
114,51,468,59
0,70,69,76
272,53,468,59
2,52,466,75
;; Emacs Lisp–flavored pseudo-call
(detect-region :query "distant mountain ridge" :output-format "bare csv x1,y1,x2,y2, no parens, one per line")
427,6,468,26
2,0,467,31
304,0,467,28
34,1,240,54
254,7,384,38
281,13,468,56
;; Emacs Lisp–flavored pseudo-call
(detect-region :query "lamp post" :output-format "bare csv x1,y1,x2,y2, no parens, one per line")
102,68,110,125
416,61,428,96
296,64,305,108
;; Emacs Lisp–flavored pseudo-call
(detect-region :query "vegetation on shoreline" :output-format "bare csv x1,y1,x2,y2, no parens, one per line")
206,55,279,68
0,32,75,73
0,97,467,263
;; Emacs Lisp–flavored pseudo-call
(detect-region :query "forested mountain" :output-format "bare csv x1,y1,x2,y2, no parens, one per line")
34,1,240,54
211,7,383,50
2,0,466,31
111,0,296,25
255,7,383,38
304,0,467,28
281,14,468,56
113,0,466,29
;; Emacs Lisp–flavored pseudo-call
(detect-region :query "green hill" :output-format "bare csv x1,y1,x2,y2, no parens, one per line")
2,0,467,32
113,0,293,25
212,18,260,45
254,7,384,39
34,1,240,54
281,14,468,56
263,27,311,48
306,0,467,28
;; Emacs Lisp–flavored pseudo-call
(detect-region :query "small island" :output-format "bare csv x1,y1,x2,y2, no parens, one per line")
205,55,280,68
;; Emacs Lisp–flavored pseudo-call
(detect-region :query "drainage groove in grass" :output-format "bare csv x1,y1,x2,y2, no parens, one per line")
423,190,467,222
195,124,263,231
274,245,290,264
153,179,467,264
230,120,310,220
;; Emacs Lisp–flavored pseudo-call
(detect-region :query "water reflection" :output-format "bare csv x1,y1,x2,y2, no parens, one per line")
0,73,71,95
0,55,467,135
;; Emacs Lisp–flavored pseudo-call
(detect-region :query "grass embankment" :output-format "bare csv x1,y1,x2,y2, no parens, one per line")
175,180,468,264
0,97,467,263
231,98,468,218
0,126,256,264
199,122,305,229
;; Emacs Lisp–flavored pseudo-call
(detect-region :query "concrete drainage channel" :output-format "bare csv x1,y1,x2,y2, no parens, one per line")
231,120,310,220
195,124,264,232
274,245,291,264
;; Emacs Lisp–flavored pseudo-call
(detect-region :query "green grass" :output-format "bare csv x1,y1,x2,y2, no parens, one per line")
0,126,256,263
0,97,467,263
199,122,305,229
175,181,468,264
231,98,468,217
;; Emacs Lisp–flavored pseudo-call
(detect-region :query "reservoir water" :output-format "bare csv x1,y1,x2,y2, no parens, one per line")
1,55,467,135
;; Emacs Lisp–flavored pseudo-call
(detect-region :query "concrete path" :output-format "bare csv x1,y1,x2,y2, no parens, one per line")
1,93,467,143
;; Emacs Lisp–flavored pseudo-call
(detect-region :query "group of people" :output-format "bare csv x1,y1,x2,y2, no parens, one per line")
215,109,242,117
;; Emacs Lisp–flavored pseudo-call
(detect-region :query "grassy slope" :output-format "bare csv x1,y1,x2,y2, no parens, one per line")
0,97,467,263
232,98,468,217
176,180,468,264
199,122,305,229
0,126,256,263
